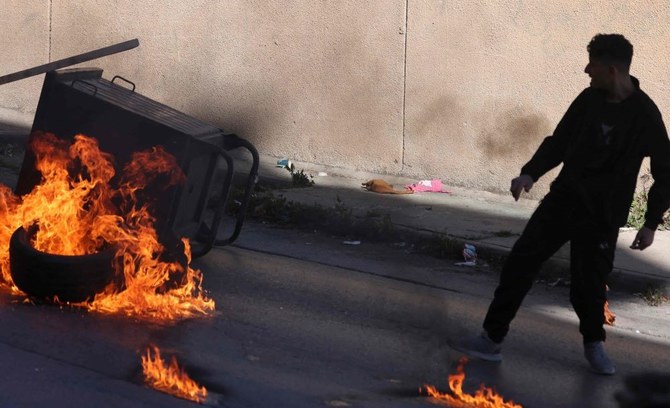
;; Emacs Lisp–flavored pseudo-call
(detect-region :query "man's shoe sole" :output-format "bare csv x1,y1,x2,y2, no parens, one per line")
468,350,503,362
449,341,503,362
589,366,616,375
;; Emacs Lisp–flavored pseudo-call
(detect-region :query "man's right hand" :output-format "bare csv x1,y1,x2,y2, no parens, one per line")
510,174,534,201
630,226,656,250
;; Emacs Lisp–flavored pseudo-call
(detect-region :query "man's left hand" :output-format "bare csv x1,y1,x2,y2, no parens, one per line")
630,226,656,250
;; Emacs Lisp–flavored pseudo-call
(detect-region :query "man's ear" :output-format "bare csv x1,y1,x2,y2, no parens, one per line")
607,64,618,75
609,63,628,77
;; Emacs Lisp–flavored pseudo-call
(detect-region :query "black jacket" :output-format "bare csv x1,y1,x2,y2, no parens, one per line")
520,77,670,229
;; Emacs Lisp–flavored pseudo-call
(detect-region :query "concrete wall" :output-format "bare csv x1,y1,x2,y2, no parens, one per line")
0,0,49,124
404,1,670,196
2,1,670,197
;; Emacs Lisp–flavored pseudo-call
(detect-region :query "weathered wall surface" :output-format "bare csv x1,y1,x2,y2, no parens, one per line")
47,0,407,176
0,0,49,124
2,1,670,197
404,1,670,196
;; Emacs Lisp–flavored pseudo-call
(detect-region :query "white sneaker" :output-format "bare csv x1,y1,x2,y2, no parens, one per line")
450,331,503,362
584,341,616,375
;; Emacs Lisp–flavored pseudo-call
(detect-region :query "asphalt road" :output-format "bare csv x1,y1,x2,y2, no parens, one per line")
0,221,669,407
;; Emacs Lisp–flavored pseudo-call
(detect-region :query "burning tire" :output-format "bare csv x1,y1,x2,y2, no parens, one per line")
9,226,118,303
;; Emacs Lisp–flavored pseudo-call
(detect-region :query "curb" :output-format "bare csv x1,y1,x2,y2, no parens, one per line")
251,172,670,298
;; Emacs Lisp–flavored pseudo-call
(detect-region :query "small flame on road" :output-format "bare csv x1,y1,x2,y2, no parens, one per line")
604,301,616,326
142,344,207,403
604,285,615,326
421,357,522,408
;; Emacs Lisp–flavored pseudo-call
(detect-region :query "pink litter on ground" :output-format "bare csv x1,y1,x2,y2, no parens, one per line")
406,179,451,193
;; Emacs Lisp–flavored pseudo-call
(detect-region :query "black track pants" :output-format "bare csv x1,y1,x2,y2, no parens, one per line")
483,192,618,344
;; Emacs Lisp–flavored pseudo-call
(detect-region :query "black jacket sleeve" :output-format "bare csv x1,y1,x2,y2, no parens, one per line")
520,89,590,181
644,108,670,229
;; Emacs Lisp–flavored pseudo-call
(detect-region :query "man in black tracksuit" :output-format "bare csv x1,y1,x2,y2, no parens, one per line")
454,34,670,375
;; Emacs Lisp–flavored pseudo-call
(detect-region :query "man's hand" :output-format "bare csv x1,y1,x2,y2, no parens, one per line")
630,226,656,250
510,174,534,201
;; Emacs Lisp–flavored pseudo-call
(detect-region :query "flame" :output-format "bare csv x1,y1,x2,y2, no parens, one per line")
604,285,615,326
142,344,207,403
604,301,616,326
421,357,523,408
0,132,215,321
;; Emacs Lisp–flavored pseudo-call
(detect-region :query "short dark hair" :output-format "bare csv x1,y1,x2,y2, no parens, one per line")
587,34,633,68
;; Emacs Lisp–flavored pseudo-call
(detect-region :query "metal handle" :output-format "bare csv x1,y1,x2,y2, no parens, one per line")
111,75,136,92
214,134,259,247
190,148,235,258
189,133,259,256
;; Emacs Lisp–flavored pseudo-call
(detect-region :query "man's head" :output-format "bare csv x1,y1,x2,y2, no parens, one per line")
587,34,633,68
585,34,634,91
